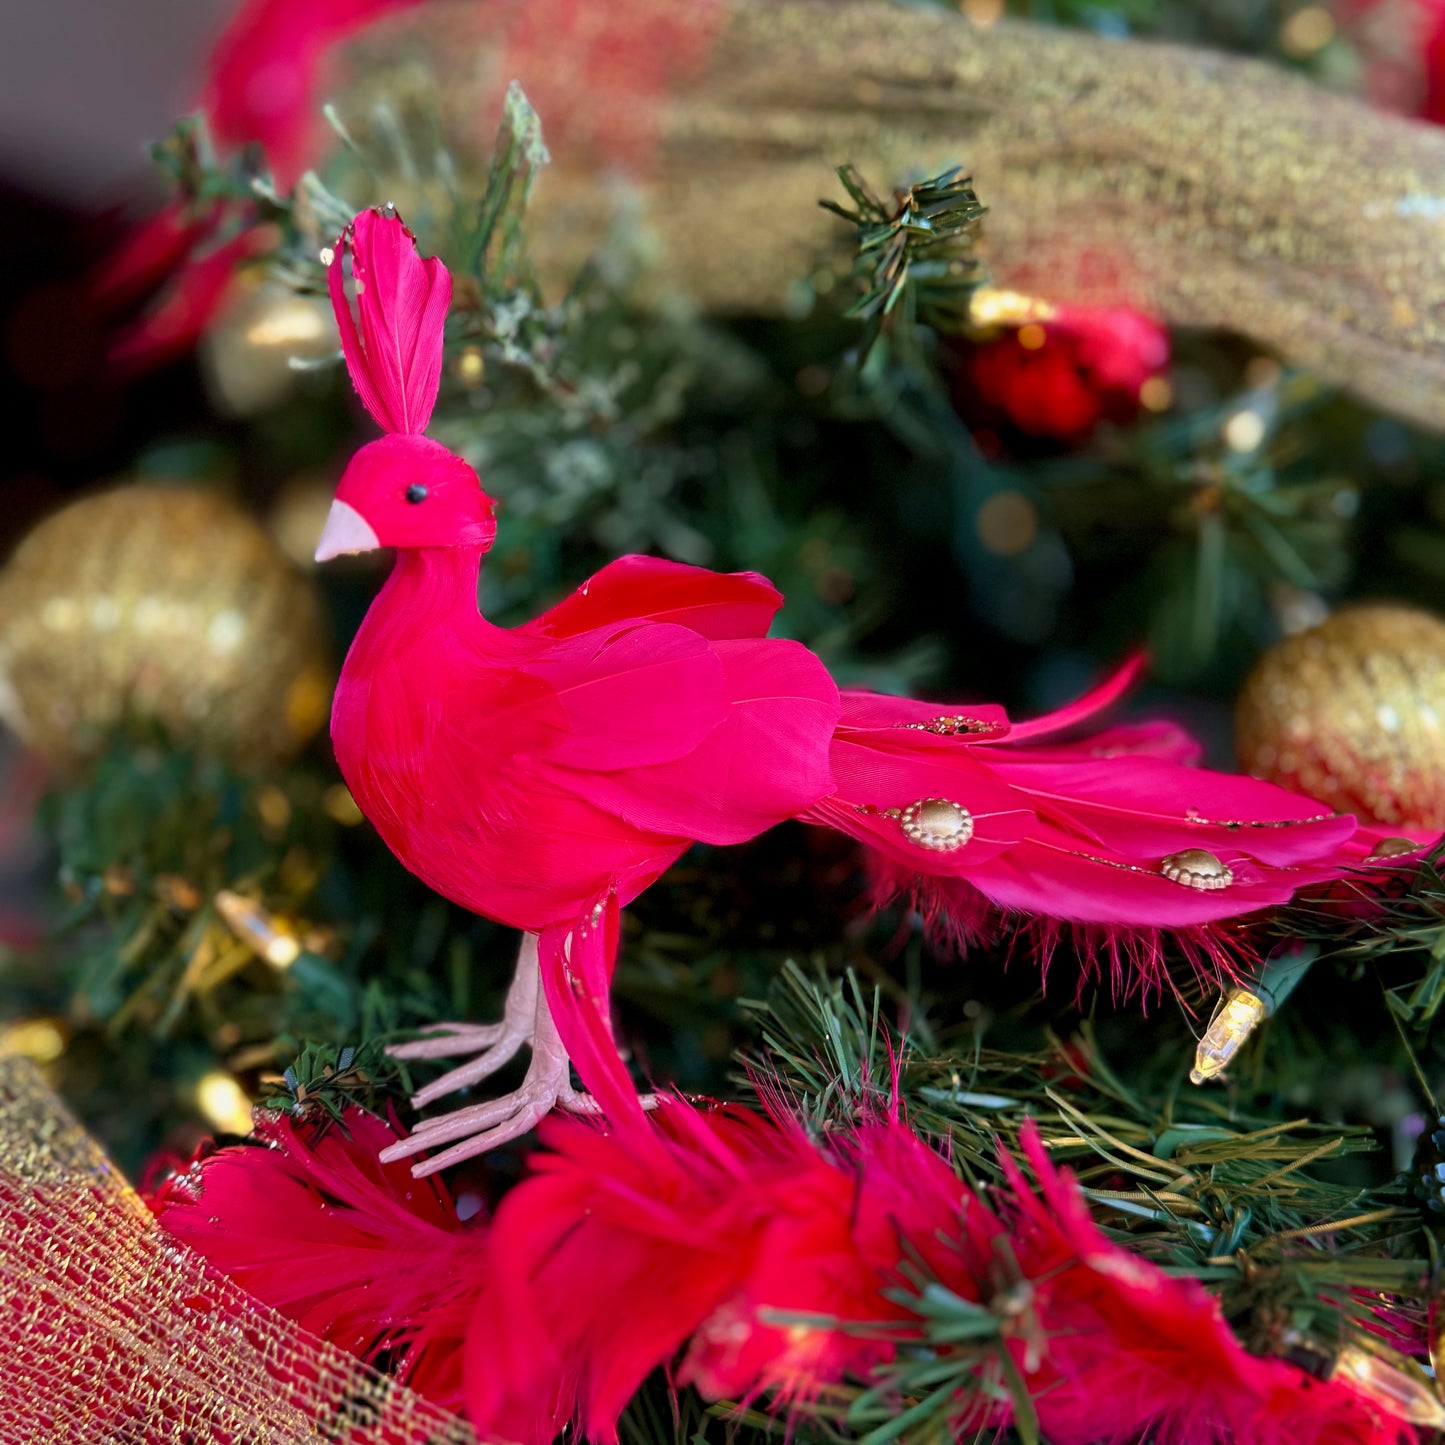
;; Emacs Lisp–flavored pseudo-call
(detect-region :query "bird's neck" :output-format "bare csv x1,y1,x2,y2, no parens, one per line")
355,543,502,661
375,545,494,635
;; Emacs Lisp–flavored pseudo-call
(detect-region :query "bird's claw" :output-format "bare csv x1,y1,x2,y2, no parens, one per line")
388,1020,508,1062
388,935,541,1108
380,1054,575,1175
376,932,655,1176
402,1023,534,1109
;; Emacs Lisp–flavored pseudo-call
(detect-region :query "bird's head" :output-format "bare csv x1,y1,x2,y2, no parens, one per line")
315,433,497,560
314,206,497,561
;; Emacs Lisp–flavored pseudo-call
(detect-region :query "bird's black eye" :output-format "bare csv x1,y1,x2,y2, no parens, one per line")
405,484,428,504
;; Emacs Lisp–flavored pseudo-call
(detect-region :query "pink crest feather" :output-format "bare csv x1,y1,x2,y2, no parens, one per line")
327,206,452,434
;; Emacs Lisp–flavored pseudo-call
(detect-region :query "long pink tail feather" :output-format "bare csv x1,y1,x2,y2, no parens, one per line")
806,659,1358,992
538,895,649,1124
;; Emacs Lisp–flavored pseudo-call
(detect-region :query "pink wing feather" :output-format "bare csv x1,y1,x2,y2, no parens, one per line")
544,636,839,846
521,624,729,770
527,555,785,640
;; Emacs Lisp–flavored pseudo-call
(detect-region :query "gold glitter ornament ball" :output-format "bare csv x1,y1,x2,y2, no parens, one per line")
0,486,332,771
1234,604,1445,831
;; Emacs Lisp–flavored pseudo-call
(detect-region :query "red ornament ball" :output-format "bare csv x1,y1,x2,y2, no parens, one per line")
963,303,1169,442
1234,604,1445,832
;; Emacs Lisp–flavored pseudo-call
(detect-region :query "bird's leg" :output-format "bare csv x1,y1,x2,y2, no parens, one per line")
377,968,655,1177
389,933,540,1109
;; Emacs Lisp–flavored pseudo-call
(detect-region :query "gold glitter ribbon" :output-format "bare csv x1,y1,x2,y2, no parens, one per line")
0,1053,478,1444
340,0,1445,431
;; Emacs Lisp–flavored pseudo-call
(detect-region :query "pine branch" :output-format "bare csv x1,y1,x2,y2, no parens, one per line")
258,1038,409,1124
743,962,1428,1377
462,80,550,283
1273,845,1445,1028
39,738,346,1041
152,114,271,211
1032,366,1358,684
616,1373,750,1445
822,163,987,363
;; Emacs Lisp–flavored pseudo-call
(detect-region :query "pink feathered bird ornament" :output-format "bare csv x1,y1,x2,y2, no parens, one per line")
316,208,840,1171
316,209,1359,1172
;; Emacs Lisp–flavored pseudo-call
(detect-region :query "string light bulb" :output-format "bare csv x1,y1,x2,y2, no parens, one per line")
1190,946,1317,1085
1190,989,1266,1084
0,1017,66,1064
1333,1346,1445,1428
967,286,1054,331
195,1071,254,1135
214,889,302,969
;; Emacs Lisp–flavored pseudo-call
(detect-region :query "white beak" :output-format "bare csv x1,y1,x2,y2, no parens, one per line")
314,500,380,562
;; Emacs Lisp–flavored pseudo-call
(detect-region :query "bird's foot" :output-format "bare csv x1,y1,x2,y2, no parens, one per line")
388,935,540,1109
378,938,654,1176
379,1050,651,1178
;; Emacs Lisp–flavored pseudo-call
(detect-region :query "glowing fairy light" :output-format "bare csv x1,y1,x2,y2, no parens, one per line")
1334,1346,1445,1428
968,287,1053,329
214,890,302,969
456,347,485,387
1190,989,1267,1084
196,1071,254,1135
1279,6,1335,60
1191,947,1317,1085
1139,376,1172,412
0,1017,65,1064
322,783,365,825
961,0,1004,25
1224,408,1267,451
975,491,1038,557
243,298,328,349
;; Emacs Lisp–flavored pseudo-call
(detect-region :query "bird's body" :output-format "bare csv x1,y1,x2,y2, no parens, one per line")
309,209,838,1170
335,542,837,931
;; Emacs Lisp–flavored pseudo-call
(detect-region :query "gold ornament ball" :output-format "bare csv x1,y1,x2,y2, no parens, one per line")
0,486,333,771
201,278,338,418
1234,604,1445,831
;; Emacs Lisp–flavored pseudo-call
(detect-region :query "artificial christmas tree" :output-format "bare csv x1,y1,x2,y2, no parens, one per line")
6,1,1445,1441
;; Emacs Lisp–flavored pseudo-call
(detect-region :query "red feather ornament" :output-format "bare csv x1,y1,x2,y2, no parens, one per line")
318,209,840,1170
315,211,1363,1169
463,1101,1411,1445
156,1106,484,1411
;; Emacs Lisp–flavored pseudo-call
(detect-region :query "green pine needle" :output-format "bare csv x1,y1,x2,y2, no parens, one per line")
742,961,1428,1384
260,1038,407,1123
464,80,550,281
822,163,987,362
